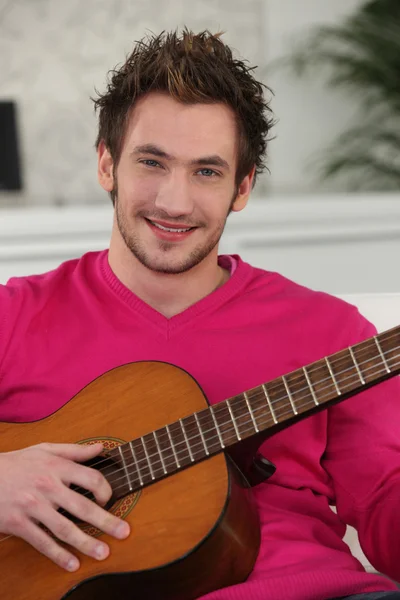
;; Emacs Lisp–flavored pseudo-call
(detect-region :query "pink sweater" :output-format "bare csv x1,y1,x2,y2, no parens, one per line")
1,250,399,600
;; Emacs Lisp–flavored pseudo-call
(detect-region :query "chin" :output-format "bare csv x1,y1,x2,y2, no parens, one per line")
133,246,208,275
142,258,197,275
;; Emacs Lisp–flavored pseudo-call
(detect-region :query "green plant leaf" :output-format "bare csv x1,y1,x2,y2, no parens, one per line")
271,0,400,189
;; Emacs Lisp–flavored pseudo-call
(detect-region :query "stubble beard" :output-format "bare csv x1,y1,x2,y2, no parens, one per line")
114,185,237,275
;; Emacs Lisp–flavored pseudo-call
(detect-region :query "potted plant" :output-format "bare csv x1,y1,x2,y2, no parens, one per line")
273,0,400,190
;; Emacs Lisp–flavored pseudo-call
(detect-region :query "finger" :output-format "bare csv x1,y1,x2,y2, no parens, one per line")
12,517,80,572
59,487,130,540
62,462,113,507
33,504,111,562
42,442,104,462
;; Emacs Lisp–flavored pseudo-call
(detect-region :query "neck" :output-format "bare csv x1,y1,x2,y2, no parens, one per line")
108,236,230,318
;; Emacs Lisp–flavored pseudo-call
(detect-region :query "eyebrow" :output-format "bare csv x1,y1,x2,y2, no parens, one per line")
130,144,230,171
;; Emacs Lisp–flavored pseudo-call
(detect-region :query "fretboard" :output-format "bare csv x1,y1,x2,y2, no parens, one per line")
108,325,400,498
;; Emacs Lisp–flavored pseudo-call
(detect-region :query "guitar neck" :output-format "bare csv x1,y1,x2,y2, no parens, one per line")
109,325,400,497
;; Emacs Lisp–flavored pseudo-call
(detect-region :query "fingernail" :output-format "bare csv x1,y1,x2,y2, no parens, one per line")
95,544,109,560
116,522,130,538
67,558,79,571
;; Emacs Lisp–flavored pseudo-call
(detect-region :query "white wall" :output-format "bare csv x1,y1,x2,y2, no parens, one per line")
1,194,400,295
0,0,266,206
0,0,373,206
266,0,365,195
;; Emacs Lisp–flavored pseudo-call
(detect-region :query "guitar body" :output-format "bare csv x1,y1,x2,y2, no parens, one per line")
0,362,261,600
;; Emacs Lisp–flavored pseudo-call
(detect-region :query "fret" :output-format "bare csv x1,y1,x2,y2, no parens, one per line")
284,370,319,415
194,412,209,455
352,340,383,384
212,403,239,446
243,391,259,432
265,378,291,421
129,441,143,487
221,395,258,441
156,426,181,472
262,383,278,424
245,386,278,428
378,328,400,371
303,360,341,405
143,432,165,479
132,438,152,484
195,409,223,454
115,329,399,494
349,347,365,385
282,375,298,415
179,419,194,462
226,399,241,441
168,422,192,465
321,350,352,394
141,436,155,480
179,415,205,461
325,356,341,396
153,430,167,475
374,336,391,373
165,424,180,468
118,445,133,492
302,366,319,405
209,406,225,449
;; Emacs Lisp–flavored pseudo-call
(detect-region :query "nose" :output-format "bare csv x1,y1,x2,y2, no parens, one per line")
154,169,194,217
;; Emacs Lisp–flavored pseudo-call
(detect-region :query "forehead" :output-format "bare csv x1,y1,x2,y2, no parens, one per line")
122,92,238,164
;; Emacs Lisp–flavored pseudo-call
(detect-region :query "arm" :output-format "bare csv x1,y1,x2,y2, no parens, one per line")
323,316,400,581
0,283,130,570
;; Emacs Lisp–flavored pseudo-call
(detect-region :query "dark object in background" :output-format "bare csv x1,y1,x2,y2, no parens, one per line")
0,101,23,191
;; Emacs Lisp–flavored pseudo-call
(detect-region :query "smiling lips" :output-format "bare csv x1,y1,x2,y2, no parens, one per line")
145,218,197,240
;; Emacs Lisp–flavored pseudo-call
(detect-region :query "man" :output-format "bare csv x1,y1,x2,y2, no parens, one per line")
0,29,399,600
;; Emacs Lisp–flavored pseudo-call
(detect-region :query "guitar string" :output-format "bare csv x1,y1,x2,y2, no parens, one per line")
62,333,400,477
73,354,400,493
0,353,398,544
16,334,400,496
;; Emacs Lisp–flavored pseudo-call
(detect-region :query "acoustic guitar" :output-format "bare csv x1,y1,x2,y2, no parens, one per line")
0,324,399,600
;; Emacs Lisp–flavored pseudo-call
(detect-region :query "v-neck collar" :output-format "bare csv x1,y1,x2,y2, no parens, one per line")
99,250,251,336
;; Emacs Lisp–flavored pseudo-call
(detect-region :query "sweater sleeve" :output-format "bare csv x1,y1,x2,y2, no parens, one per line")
0,281,25,387
322,312,400,581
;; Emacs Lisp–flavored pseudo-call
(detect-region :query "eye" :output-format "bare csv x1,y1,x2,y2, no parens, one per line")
140,159,161,168
197,168,218,177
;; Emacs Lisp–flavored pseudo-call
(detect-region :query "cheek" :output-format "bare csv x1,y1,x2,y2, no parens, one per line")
203,191,234,220
117,170,159,205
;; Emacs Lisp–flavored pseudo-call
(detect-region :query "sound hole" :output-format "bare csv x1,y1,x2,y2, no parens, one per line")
58,454,119,525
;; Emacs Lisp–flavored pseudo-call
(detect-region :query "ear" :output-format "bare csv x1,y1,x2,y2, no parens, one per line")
97,140,115,193
231,165,256,212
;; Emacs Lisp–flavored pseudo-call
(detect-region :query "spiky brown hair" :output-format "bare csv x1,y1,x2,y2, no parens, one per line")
93,29,274,203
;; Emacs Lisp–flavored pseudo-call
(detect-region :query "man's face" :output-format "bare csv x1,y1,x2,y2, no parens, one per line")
98,91,253,274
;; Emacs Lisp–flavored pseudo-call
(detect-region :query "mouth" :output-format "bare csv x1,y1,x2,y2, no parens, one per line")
145,218,197,241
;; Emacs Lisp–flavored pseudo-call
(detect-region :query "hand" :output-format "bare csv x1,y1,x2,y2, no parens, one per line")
0,442,130,571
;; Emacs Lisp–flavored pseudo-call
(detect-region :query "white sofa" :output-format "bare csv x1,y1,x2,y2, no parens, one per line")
336,293,400,573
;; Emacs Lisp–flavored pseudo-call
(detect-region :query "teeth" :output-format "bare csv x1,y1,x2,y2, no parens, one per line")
151,221,192,233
